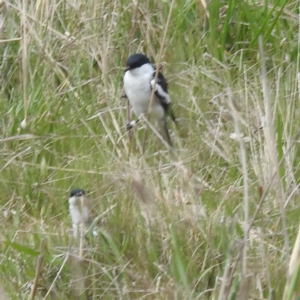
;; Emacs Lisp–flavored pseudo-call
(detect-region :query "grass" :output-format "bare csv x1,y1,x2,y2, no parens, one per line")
0,0,300,299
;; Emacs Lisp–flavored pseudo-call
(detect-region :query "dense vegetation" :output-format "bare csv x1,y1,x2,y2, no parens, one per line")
0,0,299,299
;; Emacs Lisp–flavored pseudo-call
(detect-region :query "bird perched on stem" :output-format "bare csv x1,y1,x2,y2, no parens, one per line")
68,188,94,238
123,53,176,146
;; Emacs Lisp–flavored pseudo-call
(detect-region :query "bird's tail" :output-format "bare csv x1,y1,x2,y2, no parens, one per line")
160,118,173,147
169,106,177,125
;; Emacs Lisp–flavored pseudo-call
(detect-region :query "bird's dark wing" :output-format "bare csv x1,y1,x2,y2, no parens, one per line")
151,71,170,111
151,71,176,123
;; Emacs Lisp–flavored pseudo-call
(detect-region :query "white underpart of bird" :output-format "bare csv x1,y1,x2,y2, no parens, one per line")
123,54,175,146
68,189,97,238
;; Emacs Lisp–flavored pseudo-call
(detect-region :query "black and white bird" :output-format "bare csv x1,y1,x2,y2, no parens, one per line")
123,53,176,146
68,188,95,238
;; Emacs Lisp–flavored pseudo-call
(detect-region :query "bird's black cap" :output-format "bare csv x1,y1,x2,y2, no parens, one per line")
70,188,85,197
125,54,151,71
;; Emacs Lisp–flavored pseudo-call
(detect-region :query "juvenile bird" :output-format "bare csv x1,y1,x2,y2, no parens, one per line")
123,53,176,146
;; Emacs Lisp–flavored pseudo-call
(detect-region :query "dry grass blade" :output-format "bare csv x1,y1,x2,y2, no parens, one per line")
258,36,290,268
1,134,38,142
43,251,70,300
227,88,249,278
127,0,140,145
0,38,21,42
218,243,235,300
0,146,31,172
0,283,9,300
283,225,300,299
21,0,28,128
29,239,46,300
0,1,8,32
142,0,176,151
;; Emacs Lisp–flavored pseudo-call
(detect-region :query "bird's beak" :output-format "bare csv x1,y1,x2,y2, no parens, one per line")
125,66,130,72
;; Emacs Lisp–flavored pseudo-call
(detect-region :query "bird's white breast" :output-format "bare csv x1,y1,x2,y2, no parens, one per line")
69,196,89,224
124,64,164,120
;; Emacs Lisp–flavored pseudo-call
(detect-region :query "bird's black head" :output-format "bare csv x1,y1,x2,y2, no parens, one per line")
70,188,85,197
125,54,151,71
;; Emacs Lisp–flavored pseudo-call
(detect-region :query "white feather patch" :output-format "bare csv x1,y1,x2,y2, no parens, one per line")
129,120,138,127
150,79,171,104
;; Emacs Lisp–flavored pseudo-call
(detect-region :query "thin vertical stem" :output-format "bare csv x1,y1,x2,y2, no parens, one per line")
142,0,176,151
